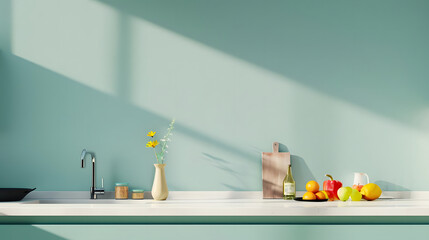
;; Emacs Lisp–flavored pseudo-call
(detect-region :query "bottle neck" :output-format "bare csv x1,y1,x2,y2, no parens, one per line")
286,164,294,182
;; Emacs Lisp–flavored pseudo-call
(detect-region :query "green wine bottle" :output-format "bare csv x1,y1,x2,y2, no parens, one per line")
283,164,296,200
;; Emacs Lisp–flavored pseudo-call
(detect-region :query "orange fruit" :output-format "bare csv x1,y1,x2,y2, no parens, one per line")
352,184,364,192
302,192,317,200
315,191,328,200
305,180,320,193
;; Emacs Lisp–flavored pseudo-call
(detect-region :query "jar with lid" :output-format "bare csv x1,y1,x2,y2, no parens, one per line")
115,183,129,199
131,189,144,200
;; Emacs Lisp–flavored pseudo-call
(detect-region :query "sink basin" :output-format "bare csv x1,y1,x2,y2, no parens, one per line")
0,188,36,201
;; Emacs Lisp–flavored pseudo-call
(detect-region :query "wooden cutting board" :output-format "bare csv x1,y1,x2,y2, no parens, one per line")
262,142,290,199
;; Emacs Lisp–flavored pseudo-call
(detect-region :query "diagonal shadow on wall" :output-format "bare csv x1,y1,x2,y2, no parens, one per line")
0,51,272,191
0,0,288,191
98,0,429,130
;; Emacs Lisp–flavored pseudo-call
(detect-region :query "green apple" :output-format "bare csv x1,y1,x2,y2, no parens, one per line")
337,187,352,201
351,188,362,201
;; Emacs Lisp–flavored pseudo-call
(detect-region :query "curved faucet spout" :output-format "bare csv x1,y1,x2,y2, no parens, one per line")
80,148,103,199
81,149,96,168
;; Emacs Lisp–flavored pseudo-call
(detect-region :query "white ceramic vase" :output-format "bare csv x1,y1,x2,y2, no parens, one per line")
151,164,168,200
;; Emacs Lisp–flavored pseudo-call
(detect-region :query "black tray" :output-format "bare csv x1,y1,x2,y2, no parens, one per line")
0,188,36,202
294,197,328,202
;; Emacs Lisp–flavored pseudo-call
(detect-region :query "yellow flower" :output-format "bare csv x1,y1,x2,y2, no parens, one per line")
147,131,156,137
146,140,159,148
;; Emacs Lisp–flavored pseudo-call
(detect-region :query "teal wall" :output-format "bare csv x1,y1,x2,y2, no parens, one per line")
1,0,429,191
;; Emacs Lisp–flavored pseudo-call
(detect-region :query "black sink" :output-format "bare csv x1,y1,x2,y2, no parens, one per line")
0,188,36,201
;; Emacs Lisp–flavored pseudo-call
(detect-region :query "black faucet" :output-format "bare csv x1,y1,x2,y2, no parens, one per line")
80,149,105,199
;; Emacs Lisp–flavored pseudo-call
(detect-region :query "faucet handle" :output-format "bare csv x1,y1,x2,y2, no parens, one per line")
94,177,105,199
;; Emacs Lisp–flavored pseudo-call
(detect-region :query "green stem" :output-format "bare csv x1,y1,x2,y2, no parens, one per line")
325,174,334,181
153,148,160,164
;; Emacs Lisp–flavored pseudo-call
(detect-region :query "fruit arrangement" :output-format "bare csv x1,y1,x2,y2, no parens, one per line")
301,175,382,201
302,180,328,200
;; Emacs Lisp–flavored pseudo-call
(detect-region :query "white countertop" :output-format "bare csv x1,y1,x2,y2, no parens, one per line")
1,191,429,217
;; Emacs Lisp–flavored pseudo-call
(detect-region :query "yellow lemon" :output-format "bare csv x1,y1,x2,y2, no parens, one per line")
360,183,382,201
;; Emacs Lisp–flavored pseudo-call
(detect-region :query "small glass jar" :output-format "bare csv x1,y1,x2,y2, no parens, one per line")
115,183,129,199
132,189,144,200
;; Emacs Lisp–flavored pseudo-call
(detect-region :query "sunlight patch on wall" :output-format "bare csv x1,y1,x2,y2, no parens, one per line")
7,0,429,189
124,17,429,183
11,0,118,95
416,109,429,132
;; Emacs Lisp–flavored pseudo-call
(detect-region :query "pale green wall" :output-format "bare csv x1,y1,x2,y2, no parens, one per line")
1,0,429,191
